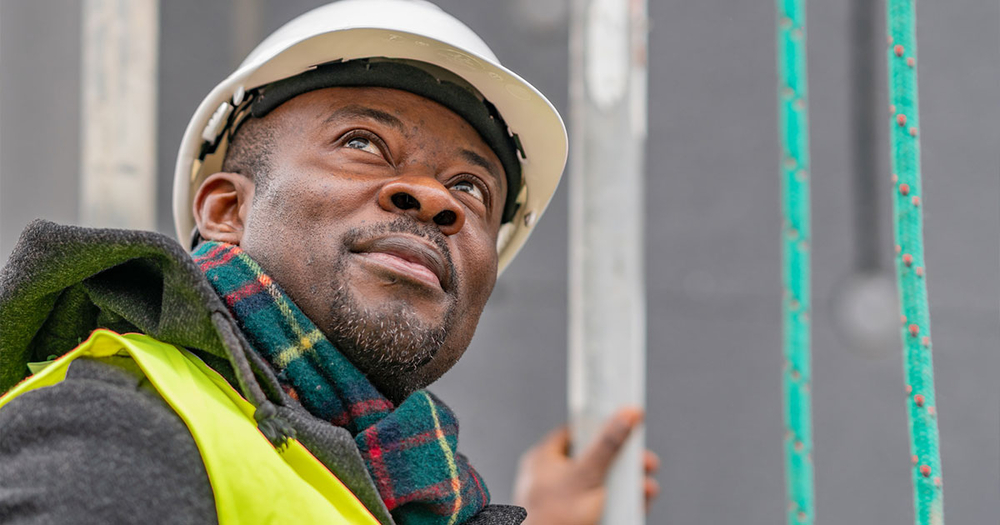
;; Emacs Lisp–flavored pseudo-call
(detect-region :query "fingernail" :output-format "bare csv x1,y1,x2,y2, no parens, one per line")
621,407,644,426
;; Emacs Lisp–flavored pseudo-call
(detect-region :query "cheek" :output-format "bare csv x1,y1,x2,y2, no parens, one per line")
454,232,499,311
239,175,363,293
251,170,373,236
422,237,497,383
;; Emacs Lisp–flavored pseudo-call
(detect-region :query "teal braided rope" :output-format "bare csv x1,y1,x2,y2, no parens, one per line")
886,1,945,524
776,1,814,524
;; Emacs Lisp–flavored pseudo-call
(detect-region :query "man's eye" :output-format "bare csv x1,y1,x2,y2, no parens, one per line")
345,136,380,156
452,180,485,203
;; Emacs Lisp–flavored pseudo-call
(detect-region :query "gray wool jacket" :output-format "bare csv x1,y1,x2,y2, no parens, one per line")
0,220,525,525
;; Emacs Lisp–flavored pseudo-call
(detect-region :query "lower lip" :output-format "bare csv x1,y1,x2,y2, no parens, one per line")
356,252,442,289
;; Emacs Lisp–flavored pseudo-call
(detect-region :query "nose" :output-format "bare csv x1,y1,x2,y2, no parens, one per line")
378,174,466,235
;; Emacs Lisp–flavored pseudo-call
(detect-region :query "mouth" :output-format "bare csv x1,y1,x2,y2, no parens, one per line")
351,235,450,291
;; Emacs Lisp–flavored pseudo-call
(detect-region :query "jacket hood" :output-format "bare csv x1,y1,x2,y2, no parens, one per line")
0,220,280,406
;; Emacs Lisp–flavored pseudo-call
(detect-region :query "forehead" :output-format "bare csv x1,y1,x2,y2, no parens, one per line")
277,87,481,143
269,86,505,190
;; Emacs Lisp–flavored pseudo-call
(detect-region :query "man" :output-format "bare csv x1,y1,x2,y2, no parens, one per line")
0,1,656,523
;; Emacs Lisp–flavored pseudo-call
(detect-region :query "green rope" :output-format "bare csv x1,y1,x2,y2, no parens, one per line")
776,1,814,524
885,2,945,524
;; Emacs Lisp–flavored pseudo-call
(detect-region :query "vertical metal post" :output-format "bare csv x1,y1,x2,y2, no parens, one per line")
80,0,158,230
568,0,647,523
832,0,898,359
849,0,884,274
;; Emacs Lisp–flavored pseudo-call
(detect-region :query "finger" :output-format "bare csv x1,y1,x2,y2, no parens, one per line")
644,477,660,513
538,425,572,455
576,407,644,483
644,450,660,475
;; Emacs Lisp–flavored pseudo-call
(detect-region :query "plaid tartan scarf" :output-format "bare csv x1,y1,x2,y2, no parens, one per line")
193,242,489,525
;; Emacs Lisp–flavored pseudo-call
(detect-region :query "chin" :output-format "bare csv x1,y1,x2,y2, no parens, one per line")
317,277,460,403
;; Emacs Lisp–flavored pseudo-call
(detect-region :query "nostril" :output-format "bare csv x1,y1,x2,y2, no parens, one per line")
433,210,457,226
391,192,420,210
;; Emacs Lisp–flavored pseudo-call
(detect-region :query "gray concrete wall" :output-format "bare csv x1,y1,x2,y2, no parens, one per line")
1,1,997,523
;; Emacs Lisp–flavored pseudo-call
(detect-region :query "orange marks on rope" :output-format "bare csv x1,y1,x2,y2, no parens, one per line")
903,254,913,267
897,114,907,126
920,465,931,477
899,183,910,196
894,44,905,57
914,394,925,407
908,324,920,337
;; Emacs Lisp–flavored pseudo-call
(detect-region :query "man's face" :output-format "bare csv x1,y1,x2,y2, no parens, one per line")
234,87,506,401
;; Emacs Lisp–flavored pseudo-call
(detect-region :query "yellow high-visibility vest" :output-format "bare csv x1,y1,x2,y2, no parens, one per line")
0,329,380,525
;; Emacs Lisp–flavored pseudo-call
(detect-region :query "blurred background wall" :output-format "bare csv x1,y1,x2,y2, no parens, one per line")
1,1,997,523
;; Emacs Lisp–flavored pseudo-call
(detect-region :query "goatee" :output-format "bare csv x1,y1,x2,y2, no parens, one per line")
323,218,457,402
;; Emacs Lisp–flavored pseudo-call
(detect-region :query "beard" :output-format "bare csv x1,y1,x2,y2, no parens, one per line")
322,218,458,403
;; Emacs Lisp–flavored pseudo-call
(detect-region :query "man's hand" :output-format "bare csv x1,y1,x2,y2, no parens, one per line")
512,408,660,525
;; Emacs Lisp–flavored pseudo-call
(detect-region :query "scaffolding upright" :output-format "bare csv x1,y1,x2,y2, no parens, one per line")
568,0,648,523
80,0,158,230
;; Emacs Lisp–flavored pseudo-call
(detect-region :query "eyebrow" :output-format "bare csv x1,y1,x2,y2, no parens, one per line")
323,104,502,187
323,104,404,131
460,149,503,188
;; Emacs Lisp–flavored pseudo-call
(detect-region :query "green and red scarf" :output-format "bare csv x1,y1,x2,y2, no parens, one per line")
193,241,489,525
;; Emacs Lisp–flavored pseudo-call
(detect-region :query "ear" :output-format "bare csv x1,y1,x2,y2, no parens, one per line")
192,172,256,245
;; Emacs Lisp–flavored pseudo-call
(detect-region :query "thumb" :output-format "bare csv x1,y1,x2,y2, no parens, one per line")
576,408,644,485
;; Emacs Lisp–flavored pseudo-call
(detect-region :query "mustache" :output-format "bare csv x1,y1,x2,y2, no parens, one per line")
342,217,458,289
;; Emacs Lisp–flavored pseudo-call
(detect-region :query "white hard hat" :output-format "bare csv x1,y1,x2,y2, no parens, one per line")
173,0,568,273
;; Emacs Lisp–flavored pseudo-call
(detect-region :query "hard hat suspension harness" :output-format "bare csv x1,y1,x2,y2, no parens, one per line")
200,59,524,224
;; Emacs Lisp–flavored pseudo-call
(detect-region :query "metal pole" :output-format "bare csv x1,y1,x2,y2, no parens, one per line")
831,0,898,359
80,0,158,230
568,0,647,523
849,0,884,273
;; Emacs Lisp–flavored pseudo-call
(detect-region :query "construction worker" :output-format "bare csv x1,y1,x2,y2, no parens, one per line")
0,1,657,523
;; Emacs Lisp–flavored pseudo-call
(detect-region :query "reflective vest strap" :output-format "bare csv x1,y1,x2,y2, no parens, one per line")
0,329,380,525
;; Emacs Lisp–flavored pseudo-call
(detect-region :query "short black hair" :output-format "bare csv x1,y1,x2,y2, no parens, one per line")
221,115,275,186
190,116,275,249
